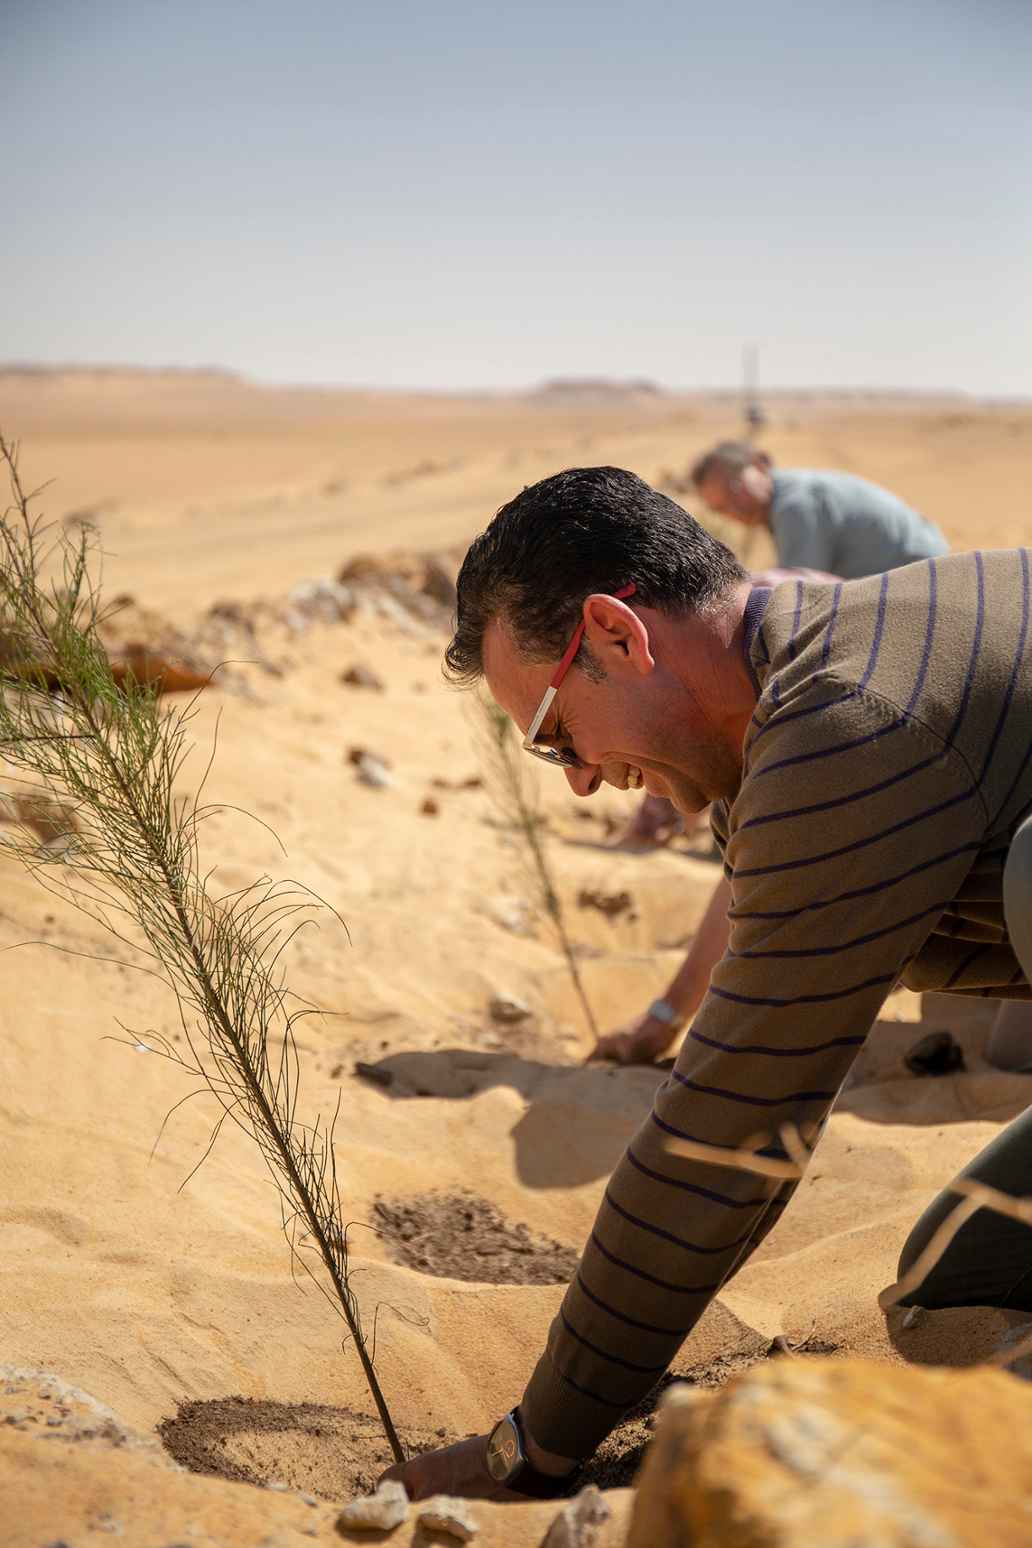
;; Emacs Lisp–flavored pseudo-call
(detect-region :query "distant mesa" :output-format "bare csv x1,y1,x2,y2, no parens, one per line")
528,376,665,404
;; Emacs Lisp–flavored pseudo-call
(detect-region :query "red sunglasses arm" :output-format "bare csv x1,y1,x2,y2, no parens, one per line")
548,582,637,690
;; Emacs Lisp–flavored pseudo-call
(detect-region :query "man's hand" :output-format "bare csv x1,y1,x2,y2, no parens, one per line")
378,1424,577,1502
379,1434,514,1503
591,1012,678,1065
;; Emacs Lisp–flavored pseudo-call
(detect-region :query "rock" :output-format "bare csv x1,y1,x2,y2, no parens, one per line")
336,1479,409,1533
421,553,459,610
489,993,533,1024
416,1494,478,1540
577,888,633,919
355,755,395,790
626,1354,1032,1548
487,897,535,937
288,577,356,623
341,663,385,691
540,1484,611,1546
904,1029,965,1075
420,796,440,816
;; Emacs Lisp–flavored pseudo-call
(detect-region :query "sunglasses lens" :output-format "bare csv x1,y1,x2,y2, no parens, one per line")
527,743,578,768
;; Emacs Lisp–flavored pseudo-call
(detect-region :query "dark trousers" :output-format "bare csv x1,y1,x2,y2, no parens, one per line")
898,814,1032,1312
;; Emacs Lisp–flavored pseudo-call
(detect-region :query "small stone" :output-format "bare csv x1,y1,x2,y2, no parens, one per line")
341,663,385,691
336,1479,409,1533
541,1484,611,1547
487,897,534,937
416,1495,478,1541
904,1029,965,1076
420,796,440,816
355,754,395,790
489,993,532,1024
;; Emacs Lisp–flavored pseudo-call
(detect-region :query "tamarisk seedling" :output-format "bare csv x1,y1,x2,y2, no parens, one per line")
477,695,599,1041
0,433,404,1463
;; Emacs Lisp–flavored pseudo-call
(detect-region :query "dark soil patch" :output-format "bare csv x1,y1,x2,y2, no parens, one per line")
373,1190,580,1285
158,1395,449,1500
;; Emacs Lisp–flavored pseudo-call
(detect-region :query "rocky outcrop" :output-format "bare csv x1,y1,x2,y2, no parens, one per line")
627,1355,1032,1547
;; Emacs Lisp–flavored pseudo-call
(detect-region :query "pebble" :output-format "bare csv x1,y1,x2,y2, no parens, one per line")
341,663,385,691
416,1495,479,1541
489,993,532,1024
541,1485,611,1547
336,1479,409,1533
355,754,395,790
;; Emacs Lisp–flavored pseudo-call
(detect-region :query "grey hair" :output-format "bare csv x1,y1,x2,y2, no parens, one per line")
690,440,767,487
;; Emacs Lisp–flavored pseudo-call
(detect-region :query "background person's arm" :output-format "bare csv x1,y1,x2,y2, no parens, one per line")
592,874,731,1063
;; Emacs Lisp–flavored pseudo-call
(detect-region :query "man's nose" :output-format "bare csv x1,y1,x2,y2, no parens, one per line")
564,763,602,798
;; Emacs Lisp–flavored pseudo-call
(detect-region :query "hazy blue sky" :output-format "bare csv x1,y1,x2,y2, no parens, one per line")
4,1,1030,393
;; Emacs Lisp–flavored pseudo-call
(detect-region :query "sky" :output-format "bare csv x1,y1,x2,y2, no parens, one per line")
3,0,1030,394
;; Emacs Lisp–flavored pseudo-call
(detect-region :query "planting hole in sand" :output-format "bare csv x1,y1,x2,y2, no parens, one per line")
158,1396,450,1499
373,1190,580,1284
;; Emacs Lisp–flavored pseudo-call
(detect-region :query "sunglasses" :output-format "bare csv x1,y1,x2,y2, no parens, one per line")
522,583,637,767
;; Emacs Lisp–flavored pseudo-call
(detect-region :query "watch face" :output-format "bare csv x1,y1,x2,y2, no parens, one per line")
485,1414,522,1483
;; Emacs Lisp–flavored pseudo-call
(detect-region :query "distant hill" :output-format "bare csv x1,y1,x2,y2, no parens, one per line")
528,377,666,404
0,364,242,383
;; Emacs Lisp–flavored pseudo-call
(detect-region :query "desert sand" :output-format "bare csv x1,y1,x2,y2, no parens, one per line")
2,370,1031,1545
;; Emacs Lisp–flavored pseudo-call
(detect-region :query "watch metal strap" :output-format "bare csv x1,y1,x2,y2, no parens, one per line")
647,996,684,1027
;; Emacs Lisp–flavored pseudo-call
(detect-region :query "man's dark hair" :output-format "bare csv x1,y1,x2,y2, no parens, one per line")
690,440,769,487
444,466,746,685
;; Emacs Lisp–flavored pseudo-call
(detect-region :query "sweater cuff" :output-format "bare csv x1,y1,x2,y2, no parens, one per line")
519,1349,626,1461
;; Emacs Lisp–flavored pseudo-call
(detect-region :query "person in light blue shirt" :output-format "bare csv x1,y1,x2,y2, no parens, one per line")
691,440,948,576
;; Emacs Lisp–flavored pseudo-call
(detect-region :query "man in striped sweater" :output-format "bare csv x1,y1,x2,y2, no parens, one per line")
386,466,1032,1501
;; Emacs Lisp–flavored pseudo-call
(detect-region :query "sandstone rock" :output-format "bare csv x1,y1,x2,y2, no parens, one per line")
288,577,356,623
421,553,459,610
540,1483,610,1546
335,1479,409,1532
416,1493,478,1540
627,1355,1032,1548
489,993,532,1024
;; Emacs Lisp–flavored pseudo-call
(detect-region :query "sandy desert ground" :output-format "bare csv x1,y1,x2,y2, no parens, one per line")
1,370,1031,1545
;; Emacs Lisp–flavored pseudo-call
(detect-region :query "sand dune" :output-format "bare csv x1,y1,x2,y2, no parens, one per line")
2,375,1031,1541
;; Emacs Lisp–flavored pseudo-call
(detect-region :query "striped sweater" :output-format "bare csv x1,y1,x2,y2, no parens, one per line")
521,549,1032,1457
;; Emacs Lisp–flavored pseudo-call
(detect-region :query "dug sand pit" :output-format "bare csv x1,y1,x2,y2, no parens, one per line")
373,1191,580,1284
158,1395,447,1499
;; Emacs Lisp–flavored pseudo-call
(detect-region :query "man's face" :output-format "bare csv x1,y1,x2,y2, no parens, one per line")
481,609,745,817
697,467,767,526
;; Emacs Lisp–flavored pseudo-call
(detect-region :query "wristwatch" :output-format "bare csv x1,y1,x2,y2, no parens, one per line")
647,996,685,1029
484,1408,580,1498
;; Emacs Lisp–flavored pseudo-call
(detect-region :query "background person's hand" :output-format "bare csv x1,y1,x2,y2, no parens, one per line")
590,1012,679,1065
609,792,682,850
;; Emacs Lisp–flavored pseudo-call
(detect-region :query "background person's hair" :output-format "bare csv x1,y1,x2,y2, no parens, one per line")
444,465,746,685
691,440,771,487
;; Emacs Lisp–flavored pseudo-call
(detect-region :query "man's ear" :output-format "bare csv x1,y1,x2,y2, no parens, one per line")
740,465,769,501
581,594,655,675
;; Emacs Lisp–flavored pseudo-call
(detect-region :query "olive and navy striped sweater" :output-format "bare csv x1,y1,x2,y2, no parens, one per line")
521,549,1032,1457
